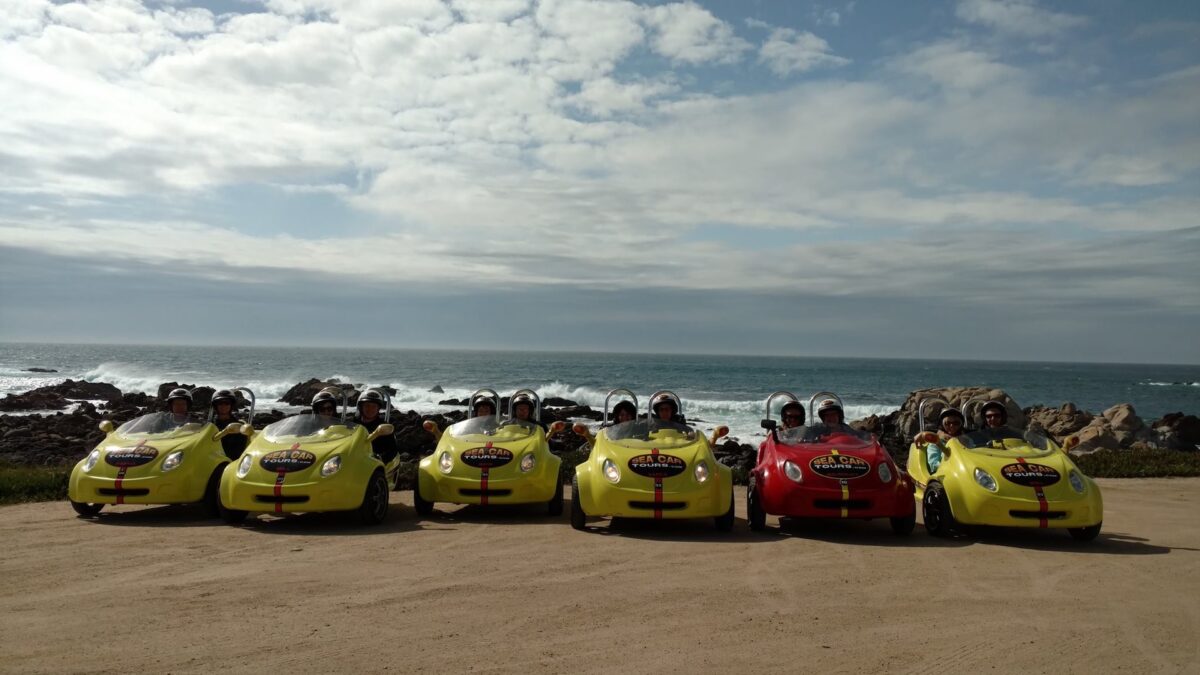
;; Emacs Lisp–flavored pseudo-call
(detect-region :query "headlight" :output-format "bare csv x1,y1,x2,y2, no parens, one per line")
783,460,803,483
439,451,453,474
162,450,183,472
236,454,252,478
694,460,709,483
877,462,893,483
974,467,998,492
83,450,100,472
1069,470,1086,494
520,453,536,473
321,456,341,478
602,458,620,484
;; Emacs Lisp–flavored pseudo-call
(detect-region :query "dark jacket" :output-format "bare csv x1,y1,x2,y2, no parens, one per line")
214,417,247,461
358,416,399,464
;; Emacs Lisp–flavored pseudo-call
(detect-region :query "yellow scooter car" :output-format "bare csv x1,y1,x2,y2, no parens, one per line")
68,387,256,518
219,386,398,525
906,397,1103,540
571,389,733,531
415,389,564,516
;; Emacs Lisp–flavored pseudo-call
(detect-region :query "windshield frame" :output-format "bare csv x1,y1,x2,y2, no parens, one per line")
115,411,205,438
263,413,361,442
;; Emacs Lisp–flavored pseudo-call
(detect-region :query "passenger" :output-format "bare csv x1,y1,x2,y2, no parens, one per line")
612,400,637,425
817,399,846,427
211,389,247,460
651,393,681,424
356,390,398,464
165,388,193,426
311,391,339,421
780,401,805,430
511,392,547,430
938,408,965,441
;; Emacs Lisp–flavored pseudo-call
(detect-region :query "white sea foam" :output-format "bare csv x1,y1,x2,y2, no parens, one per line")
1143,381,1199,387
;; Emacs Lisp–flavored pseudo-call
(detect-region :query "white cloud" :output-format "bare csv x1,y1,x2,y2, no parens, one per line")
956,0,1087,37
757,27,848,76
644,2,750,64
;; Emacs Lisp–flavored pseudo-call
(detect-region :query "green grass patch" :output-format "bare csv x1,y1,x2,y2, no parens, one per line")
0,463,71,505
1075,449,1200,478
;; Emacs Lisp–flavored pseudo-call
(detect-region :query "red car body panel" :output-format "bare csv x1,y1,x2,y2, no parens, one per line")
753,428,914,519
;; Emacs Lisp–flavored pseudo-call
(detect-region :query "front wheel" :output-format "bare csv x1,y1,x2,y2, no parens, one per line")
1069,523,1102,542
922,482,957,537
413,480,434,516
890,512,916,536
570,475,586,530
70,500,103,517
714,489,735,532
747,485,766,531
547,473,564,517
358,472,390,525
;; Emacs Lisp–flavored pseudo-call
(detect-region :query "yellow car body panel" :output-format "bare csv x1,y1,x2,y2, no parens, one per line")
575,425,732,520
907,432,1103,529
69,416,234,506
417,420,561,506
220,420,397,514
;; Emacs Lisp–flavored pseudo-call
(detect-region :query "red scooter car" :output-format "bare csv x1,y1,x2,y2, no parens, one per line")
748,391,915,534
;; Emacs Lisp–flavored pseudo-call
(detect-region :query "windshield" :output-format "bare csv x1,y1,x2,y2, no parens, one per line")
604,418,698,448
776,423,874,445
263,414,360,442
959,428,1054,451
116,412,204,438
448,416,537,442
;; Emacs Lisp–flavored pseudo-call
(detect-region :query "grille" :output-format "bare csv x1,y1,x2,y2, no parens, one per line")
1010,510,1067,520
98,488,149,496
460,489,512,497
814,499,871,510
255,495,309,504
629,501,686,511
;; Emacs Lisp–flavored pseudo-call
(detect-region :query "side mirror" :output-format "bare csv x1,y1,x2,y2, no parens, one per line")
1063,436,1079,451
213,424,244,441
760,419,776,430
422,420,442,441
98,420,115,434
549,421,566,435
367,424,395,442
240,423,254,436
711,426,729,444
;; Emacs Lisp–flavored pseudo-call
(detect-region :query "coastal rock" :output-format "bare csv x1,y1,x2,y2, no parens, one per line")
0,390,72,411
438,398,467,406
23,368,58,373
1102,404,1143,432
894,387,1026,439
1149,413,1200,451
0,379,124,411
1071,421,1121,453
278,379,352,406
542,406,603,423
543,397,578,408
429,385,444,394
1024,403,1094,439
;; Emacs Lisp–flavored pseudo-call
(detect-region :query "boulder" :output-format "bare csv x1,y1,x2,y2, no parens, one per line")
543,397,579,408
438,398,467,406
1149,413,1200,451
1025,403,1094,441
0,390,72,411
1102,404,1143,432
1071,421,1121,454
278,379,351,406
23,368,58,373
429,385,444,394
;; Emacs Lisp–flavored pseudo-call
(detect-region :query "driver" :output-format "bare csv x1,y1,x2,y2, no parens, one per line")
356,390,398,464
311,390,339,421
511,392,547,430
977,400,1014,441
817,399,847,428
651,393,682,424
211,389,247,460
612,400,637,425
473,398,496,418
780,401,805,430
165,388,193,426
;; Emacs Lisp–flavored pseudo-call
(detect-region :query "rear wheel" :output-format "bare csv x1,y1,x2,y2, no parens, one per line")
714,489,735,532
922,482,957,537
201,466,225,518
890,512,916,536
358,471,389,525
747,483,766,532
70,500,103,517
547,473,564,516
1069,523,1102,542
413,479,434,516
570,475,586,530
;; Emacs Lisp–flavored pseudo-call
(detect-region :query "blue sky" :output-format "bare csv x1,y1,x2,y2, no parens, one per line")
0,0,1197,362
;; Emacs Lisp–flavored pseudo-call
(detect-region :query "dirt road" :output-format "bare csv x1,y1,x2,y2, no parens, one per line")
2,480,1198,674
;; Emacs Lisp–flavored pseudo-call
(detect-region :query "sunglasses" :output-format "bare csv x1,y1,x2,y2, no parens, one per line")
984,413,1002,419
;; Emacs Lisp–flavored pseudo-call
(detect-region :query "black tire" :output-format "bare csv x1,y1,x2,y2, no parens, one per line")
413,479,434,516
201,466,225,518
747,484,766,532
922,482,957,537
714,489,735,532
1069,522,1102,542
358,471,390,525
570,474,586,530
548,472,564,517
70,500,103,517
220,502,248,524
890,512,916,536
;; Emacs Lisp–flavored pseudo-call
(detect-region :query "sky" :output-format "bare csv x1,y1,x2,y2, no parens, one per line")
0,0,1197,363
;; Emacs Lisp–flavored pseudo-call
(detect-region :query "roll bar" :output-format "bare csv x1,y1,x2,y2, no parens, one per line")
602,388,638,426
961,397,987,430
761,391,800,430
234,387,256,424
359,386,393,423
917,396,950,433
468,388,501,423
807,391,845,422
647,390,682,420
507,388,541,422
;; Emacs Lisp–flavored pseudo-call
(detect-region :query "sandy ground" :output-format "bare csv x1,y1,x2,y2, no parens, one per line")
1,480,1199,675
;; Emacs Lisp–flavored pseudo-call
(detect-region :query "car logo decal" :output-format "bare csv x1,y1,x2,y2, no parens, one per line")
627,453,686,478
105,441,159,468
1011,458,1055,528
261,447,317,473
808,454,871,480
461,445,514,469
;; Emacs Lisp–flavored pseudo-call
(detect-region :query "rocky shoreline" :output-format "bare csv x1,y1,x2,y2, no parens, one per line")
1,379,1196,484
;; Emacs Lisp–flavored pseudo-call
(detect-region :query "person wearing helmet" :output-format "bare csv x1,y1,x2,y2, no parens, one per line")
165,388,193,426
981,401,1008,429
780,401,805,430
473,399,496,418
611,400,637,425
311,390,339,421
651,393,681,424
355,390,398,464
510,393,546,430
211,389,247,460
817,399,845,427
937,408,965,441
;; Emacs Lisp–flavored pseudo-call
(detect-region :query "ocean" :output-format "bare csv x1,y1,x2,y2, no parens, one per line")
1,342,1197,442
